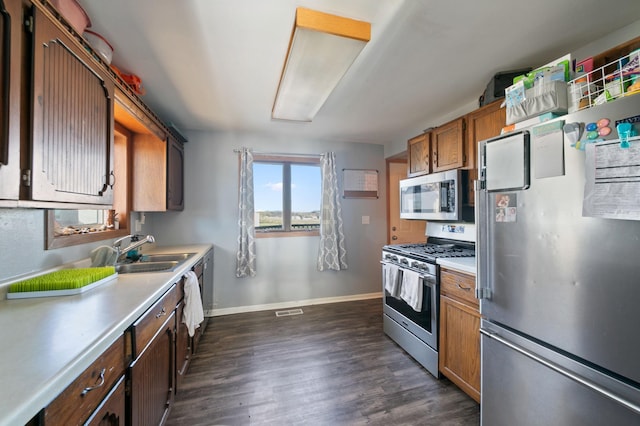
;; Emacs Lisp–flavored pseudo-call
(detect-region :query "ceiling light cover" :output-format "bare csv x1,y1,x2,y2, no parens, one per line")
272,8,371,122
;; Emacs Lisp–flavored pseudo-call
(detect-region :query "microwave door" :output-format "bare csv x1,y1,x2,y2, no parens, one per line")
399,170,463,221
400,182,440,219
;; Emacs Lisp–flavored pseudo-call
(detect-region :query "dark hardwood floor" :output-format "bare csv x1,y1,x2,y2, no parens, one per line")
166,298,480,426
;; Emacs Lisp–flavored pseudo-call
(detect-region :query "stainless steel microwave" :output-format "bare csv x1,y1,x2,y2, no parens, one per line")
399,170,469,221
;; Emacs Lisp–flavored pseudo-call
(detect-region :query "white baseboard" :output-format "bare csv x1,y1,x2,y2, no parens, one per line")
205,292,382,317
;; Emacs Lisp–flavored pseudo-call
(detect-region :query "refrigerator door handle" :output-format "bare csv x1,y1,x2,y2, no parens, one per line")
474,179,491,300
480,328,640,415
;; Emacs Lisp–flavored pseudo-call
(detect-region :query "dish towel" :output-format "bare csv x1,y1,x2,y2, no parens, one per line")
383,263,401,298
90,245,118,267
182,271,205,337
400,269,423,312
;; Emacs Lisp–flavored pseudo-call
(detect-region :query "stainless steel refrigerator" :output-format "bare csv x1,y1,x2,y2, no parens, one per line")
476,94,640,425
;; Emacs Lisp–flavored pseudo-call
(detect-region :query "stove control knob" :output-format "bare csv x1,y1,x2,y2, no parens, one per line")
400,258,409,265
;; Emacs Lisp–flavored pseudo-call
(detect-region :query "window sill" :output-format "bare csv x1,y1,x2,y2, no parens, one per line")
256,230,320,238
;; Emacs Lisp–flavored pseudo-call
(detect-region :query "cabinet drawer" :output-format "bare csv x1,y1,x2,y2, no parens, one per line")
84,375,126,426
131,284,178,358
44,336,126,426
440,269,478,308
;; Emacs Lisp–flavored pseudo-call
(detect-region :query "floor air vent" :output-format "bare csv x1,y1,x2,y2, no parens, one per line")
275,308,304,317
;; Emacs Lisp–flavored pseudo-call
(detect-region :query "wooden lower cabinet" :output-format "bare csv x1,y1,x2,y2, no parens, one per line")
129,285,178,426
36,251,210,425
44,337,126,425
85,376,126,426
129,310,175,426
175,299,191,392
439,269,480,403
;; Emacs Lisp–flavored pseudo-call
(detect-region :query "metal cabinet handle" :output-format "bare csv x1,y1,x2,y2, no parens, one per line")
392,235,398,240
156,307,167,318
81,368,105,396
480,329,640,415
457,282,472,291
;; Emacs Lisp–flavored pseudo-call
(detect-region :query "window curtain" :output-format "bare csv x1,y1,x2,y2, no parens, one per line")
317,152,348,271
236,148,256,277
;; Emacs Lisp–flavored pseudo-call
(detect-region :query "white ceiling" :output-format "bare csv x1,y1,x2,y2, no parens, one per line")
77,0,640,146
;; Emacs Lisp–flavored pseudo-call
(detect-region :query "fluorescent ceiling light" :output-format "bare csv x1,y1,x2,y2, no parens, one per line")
272,8,371,122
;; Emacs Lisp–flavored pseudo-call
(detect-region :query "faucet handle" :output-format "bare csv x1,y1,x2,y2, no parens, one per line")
112,234,133,248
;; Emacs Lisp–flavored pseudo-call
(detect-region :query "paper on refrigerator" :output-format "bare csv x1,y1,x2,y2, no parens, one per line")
583,138,640,220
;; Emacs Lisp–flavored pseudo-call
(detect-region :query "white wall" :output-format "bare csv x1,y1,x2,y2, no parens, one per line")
144,130,387,314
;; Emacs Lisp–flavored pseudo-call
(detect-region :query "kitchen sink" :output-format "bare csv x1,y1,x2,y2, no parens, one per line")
138,253,196,263
115,252,196,274
115,261,181,274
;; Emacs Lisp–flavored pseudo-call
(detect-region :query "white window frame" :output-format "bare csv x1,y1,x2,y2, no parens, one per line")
253,154,321,238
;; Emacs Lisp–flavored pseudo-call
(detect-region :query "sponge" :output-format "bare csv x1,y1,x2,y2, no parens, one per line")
8,267,117,298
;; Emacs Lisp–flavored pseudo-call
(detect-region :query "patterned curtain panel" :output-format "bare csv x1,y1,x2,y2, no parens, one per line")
236,148,256,277
317,152,348,271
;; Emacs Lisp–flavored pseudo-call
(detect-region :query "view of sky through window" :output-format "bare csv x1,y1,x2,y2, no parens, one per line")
254,163,320,212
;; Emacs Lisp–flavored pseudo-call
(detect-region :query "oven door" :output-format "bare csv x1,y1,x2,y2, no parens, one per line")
382,264,438,350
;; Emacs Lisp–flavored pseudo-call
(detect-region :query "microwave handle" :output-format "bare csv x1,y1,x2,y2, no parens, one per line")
440,180,454,211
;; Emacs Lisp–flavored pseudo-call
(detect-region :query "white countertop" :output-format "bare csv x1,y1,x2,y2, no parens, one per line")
0,244,212,426
436,257,476,275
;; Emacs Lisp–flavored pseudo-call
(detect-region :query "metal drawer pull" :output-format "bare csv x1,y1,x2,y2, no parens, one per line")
156,307,167,318
457,282,472,291
81,368,105,396
481,329,640,415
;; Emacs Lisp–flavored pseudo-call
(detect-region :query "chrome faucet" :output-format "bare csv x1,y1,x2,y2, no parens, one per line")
112,234,155,262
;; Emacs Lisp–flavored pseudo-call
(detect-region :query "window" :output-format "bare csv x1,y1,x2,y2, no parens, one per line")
253,155,321,237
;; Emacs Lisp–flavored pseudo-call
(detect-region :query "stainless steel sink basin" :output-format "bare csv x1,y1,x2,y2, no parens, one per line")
115,261,181,274
138,253,196,263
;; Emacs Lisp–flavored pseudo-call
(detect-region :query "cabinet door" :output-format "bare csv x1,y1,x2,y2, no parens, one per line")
167,136,184,211
465,100,505,167
175,300,191,393
465,100,505,205
407,133,430,177
439,295,481,402
30,6,114,205
432,118,465,172
132,133,166,211
0,0,19,201
129,311,175,426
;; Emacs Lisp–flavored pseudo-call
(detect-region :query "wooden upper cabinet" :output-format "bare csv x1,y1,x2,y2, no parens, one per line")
407,132,430,177
132,133,166,212
0,0,20,202
465,99,506,169
167,135,184,211
464,100,506,205
115,89,169,212
28,6,114,205
431,117,465,173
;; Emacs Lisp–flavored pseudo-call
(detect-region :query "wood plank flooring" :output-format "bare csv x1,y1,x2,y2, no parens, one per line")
166,298,480,426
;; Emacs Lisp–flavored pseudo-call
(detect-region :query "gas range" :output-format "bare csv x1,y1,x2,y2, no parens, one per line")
382,238,475,264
